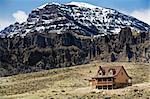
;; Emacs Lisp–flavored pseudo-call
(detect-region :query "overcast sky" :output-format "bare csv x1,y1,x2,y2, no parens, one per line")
0,0,149,30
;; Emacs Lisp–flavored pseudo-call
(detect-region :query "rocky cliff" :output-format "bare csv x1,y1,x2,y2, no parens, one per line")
0,27,149,76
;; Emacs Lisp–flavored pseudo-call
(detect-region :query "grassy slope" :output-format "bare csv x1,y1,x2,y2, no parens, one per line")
0,61,149,99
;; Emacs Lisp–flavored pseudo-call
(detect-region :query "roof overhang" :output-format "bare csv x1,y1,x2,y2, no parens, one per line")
92,76,115,79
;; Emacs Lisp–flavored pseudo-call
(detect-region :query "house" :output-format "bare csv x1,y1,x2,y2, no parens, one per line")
89,66,132,89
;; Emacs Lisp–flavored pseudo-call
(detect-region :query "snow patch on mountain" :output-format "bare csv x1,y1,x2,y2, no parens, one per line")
66,2,102,9
0,2,149,38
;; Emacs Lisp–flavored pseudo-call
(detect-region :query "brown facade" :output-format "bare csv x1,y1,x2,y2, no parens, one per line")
89,66,132,89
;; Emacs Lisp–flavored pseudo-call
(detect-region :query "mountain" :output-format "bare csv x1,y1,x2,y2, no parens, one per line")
0,2,149,77
0,2,149,38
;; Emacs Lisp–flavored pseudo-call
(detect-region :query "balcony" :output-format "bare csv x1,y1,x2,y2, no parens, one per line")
96,81,114,86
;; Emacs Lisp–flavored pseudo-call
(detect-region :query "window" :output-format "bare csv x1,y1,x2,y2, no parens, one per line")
113,70,116,75
98,70,105,76
103,86,107,89
128,79,132,83
99,70,103,76
108,78,112,81
109,70,113,76
98,79,102,81
103,71,105,75
109,69,116,76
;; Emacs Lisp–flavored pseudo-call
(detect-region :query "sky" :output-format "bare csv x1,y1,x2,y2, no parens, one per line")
0,0,149,30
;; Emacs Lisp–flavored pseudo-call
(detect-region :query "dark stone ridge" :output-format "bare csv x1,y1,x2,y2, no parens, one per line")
0,27,149,77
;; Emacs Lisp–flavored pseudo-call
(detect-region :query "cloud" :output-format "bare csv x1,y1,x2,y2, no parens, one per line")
0,10,28,31
0,19,14,31
130,9,150,25
12,10,28,23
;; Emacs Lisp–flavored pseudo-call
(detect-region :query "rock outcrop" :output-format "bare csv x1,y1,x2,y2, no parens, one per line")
0,27,149,76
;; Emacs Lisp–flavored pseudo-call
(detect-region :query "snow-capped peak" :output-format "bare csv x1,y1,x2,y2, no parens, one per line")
38,2,60,9
38,3,49,9
66,2,102,9
0,2,149,38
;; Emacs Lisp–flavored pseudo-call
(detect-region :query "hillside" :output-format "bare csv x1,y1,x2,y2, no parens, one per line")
0,62,149,99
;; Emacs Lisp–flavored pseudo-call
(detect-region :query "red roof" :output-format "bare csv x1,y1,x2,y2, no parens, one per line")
92,66,131,78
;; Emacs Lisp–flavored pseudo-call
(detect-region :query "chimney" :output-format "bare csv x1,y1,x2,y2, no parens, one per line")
99,66,102,70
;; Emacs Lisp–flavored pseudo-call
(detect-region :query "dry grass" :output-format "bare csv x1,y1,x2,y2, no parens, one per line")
0,61,149,99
